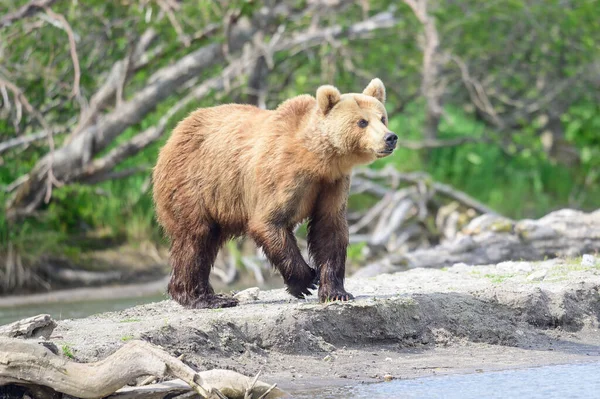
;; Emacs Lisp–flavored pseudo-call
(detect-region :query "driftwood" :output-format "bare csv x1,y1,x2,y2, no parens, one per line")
354,209,600,277
0,338,289,399
0,314,56,339
347,166,490,256
107,371,282,399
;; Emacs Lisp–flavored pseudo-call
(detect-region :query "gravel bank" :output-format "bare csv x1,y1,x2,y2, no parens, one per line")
50,258,600,391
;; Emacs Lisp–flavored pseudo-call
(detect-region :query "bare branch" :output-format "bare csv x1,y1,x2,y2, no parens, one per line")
403,0,443,140
353,167,497,215
0,0,58,28
44,7,81,99
72,74,232,184
450,55,503,127
156,0,191,47
69,28,159,140
0,77,49,130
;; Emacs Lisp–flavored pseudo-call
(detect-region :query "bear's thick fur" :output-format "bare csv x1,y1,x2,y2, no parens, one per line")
152,79,396,308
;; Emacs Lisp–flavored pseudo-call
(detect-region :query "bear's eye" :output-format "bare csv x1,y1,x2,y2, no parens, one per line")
381,116,386,125
357,119,369,128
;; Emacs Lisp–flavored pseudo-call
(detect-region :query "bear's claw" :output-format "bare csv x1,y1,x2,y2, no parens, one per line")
286,266,318,299
319,288,354,303
287,283,317,299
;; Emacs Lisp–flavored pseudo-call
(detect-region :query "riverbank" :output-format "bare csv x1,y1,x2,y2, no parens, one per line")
29,257,599,392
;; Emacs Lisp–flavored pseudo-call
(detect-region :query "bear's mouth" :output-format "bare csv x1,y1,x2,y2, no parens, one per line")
376,149,394,158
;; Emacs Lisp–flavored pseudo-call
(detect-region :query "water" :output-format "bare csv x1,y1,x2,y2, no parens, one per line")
0,294,164,325
294,362,600,399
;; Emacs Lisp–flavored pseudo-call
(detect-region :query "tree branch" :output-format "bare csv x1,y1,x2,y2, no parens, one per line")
403,0,444,141
43,7,81,99
0,0,58,28
0,126,67,155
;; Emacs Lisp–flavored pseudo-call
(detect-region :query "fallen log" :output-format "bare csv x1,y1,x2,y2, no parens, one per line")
0,338,289,399
354,209,600,277
0,314,56,339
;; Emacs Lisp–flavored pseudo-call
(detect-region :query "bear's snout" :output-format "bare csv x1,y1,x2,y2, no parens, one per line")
384,132,398,151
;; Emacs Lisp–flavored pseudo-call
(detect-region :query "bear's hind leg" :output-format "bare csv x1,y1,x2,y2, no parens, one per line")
168,225,238,309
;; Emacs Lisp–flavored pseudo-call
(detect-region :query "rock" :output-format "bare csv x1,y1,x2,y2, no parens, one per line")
526,269,547,282
582,254,598,267
386,209,600,270
383,374,394,381
233,287,260,302
497,261,533,273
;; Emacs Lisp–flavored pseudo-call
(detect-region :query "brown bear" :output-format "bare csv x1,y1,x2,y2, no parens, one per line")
152,78,396,308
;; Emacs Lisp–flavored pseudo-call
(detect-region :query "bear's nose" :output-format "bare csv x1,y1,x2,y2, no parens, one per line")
384,132,398,147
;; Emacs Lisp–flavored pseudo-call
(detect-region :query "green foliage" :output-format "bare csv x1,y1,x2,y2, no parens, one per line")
61,344,75,359
121,334,135,342
119,318,141,323
347,242,367,265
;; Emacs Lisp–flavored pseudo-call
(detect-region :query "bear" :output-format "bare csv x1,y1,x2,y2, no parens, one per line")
152,78,397,309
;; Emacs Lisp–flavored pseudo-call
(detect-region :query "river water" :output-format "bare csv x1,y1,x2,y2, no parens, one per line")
293,362,600,398
0,294,164,325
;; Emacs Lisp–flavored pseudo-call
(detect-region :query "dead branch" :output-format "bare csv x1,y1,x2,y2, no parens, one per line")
157,0,191,47
72,74,231,184
403,0,444,140
347,166,501,263
0,0,58,28
0,77,49,131
353,167,496,215
0,314,56,339
43,7,81,99
0,338,289,399
430,180,497,216
240,257,266,285
0,125,67,155
450,55,502,127
69,28,158,140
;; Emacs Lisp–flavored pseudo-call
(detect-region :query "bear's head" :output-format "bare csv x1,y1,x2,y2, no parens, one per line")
315,78,397,165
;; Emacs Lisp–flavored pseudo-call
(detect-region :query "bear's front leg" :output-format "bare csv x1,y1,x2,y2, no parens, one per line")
308,178,354,302
249,222,317,298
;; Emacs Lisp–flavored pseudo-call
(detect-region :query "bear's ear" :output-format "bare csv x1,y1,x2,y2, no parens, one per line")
362,78,386,103
316,85,341,115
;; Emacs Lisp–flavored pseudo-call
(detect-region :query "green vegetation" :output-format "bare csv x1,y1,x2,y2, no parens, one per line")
0,0,598,280
119,318,141,323
121,335,135,342
347,242,367,265
545,257,600,281
483,273,516,284
61,344,75,359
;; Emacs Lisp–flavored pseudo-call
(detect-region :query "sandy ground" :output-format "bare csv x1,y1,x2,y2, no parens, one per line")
44,258,600,391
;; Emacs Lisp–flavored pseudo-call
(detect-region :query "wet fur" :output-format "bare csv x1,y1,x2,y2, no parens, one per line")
153,79,391,308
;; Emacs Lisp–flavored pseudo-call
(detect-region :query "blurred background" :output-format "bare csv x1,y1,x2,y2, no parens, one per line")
0,0,598,322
